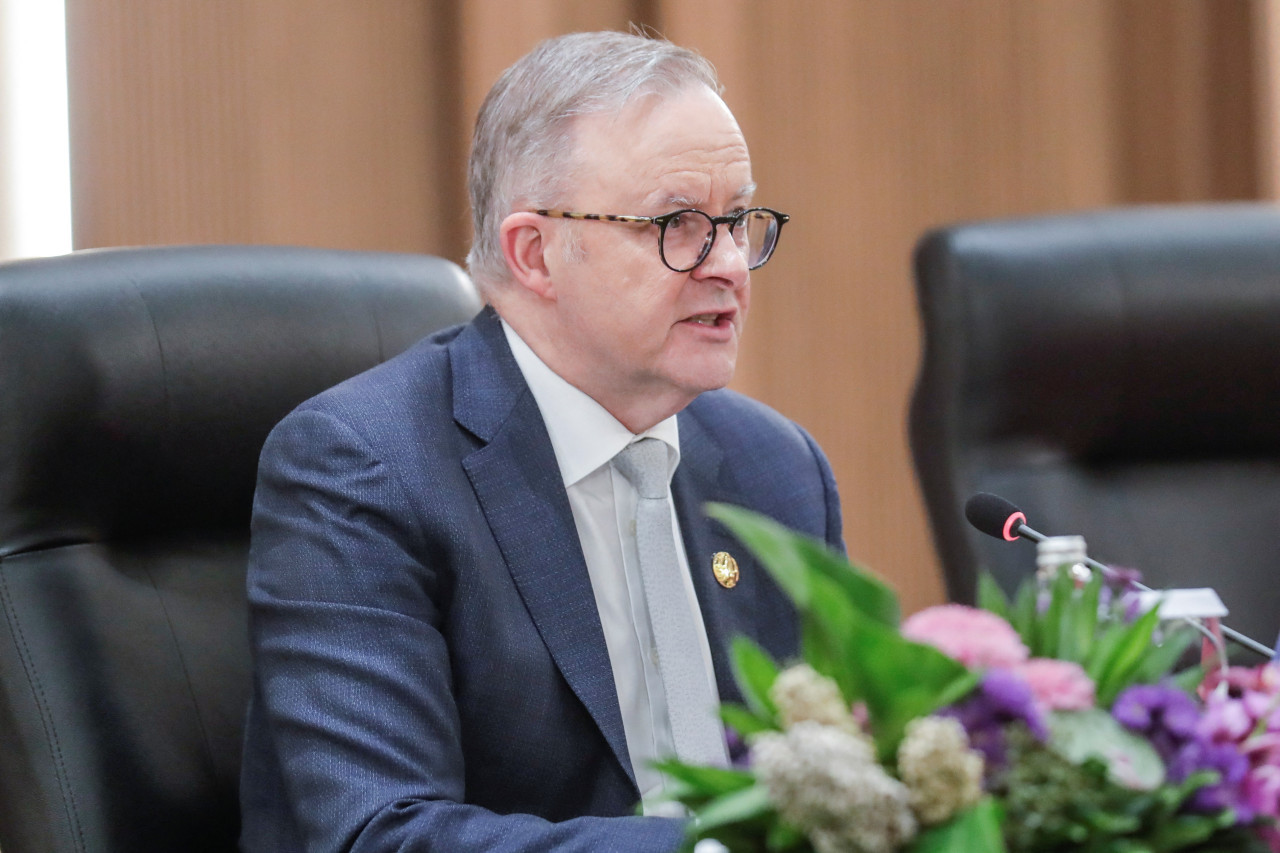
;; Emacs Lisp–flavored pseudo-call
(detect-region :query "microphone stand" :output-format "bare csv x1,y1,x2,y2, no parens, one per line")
1011,519,1273,660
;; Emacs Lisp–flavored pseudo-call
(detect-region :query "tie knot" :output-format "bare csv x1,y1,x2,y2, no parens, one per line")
614,437,670,499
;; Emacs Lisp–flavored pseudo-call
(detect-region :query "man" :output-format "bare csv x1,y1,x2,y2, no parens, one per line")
240,30,843,852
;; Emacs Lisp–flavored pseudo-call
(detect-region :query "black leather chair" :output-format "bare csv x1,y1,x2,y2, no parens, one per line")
0,245,481,853
910,204,1280,649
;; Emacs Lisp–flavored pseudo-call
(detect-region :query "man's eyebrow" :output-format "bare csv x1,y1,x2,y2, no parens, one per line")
657,183,758,210
662,193,701,208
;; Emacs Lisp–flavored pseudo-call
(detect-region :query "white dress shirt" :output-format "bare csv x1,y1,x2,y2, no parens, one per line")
501,320,724,806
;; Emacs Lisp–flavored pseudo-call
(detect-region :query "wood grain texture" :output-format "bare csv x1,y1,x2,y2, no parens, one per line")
65,0,1271,614
1111,0,1260,202
67,1,448,254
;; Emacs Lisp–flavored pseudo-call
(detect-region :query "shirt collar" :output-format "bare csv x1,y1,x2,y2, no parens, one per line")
501,318,680,488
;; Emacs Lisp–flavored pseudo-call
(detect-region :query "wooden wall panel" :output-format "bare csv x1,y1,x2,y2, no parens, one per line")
0,9,14,257
458,0,653,131
67,3,253,247
1256,0,1280,198
67,1,450,255
238,4,444,252
1112,0,1261,202
65,0,1274,615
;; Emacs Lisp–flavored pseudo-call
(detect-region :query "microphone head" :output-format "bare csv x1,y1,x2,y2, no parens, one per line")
965,492,1027,542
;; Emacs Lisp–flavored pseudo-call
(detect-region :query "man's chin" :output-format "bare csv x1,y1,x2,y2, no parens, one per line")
671,362,737,398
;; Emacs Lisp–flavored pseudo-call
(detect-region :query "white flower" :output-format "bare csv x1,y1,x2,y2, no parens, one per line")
753,721,917,853
770,664,861,735
896,716,983,825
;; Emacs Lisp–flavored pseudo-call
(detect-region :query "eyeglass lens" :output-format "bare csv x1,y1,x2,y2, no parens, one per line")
661,209,782,272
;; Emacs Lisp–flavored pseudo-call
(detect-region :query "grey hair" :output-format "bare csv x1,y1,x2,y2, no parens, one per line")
465,30,721,293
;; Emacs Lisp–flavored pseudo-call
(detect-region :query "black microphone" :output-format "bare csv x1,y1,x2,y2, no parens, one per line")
965,493,1044,543
963,492,1273,659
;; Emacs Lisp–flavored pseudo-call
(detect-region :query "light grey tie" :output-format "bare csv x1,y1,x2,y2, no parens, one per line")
614,437,727,767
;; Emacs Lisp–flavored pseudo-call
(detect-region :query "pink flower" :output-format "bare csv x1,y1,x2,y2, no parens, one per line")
1015,658,1095,711
1244,764,1280,844
1201,663,1280,699
1245,733,1280,769
1200,696,1255,743
1245,690,1280,732
901,605,1028,669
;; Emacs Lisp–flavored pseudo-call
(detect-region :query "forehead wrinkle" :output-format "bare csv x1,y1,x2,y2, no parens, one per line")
641,171,712,209
642,162,754,211
572,87,754,214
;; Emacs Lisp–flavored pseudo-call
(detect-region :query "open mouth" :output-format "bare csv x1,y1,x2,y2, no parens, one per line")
683,312,732,328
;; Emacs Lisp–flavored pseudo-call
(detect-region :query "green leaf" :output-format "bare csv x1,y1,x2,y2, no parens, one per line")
1011,579,1040,650
799,573,869,703
705,502,978,759
706,503,899,627
911,798,1006,853
1148,813,1232,850
1076,804,1141,834
652,760,756,798
1060,571,1102,664
1085,620,1128,682
977,573,1012,620
804,581,976,758
1038,567,1074,658
1132,625,1196,684
719,703,777,738
1170,664,1205,695
730,636,781,722
836,620,978,759
764,819,808,851
797,618,842,697
1048,708,1165,789
1094,605,1162,707
690,784,774,834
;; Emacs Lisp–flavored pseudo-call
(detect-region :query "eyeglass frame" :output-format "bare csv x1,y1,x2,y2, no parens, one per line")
531,206,790,272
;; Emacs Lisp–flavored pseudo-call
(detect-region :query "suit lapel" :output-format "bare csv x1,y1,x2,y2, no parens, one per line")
452,309,635,788
672,407,756,707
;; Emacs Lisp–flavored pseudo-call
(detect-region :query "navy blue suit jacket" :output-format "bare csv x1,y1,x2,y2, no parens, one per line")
240,307,844,852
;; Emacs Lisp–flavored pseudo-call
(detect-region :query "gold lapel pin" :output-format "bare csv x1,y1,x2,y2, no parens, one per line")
712,551,739,589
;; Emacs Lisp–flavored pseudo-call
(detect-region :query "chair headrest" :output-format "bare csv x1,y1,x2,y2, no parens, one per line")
915,204,1280,460
0,245,481,554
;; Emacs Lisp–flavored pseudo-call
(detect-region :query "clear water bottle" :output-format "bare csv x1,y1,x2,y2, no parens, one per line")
1036,535,1091,585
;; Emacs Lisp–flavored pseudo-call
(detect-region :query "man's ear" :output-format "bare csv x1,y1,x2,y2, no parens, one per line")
499,212,556,300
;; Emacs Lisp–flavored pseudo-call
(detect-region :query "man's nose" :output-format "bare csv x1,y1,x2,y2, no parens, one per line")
692,224,750,287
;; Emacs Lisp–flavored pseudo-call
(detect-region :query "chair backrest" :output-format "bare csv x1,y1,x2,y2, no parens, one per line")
0,245,481,853
910,204,1280,647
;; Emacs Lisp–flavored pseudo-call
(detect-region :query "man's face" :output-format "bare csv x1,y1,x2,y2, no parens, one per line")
541,86,754,428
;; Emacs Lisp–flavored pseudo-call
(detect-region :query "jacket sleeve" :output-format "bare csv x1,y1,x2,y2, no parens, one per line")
244,407,684,853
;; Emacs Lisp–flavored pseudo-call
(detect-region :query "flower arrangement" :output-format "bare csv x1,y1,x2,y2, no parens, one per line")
656,504,1280,852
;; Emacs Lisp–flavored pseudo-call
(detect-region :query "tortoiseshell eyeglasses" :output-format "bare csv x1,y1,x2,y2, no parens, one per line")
532,207,790,272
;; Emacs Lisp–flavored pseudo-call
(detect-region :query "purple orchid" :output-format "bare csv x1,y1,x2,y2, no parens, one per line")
942,668,1047,770
1113,683,1201,763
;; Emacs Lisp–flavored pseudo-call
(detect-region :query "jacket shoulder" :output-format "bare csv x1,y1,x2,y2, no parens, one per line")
684,388,817,454
683,388,843,551
289,322,464,424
